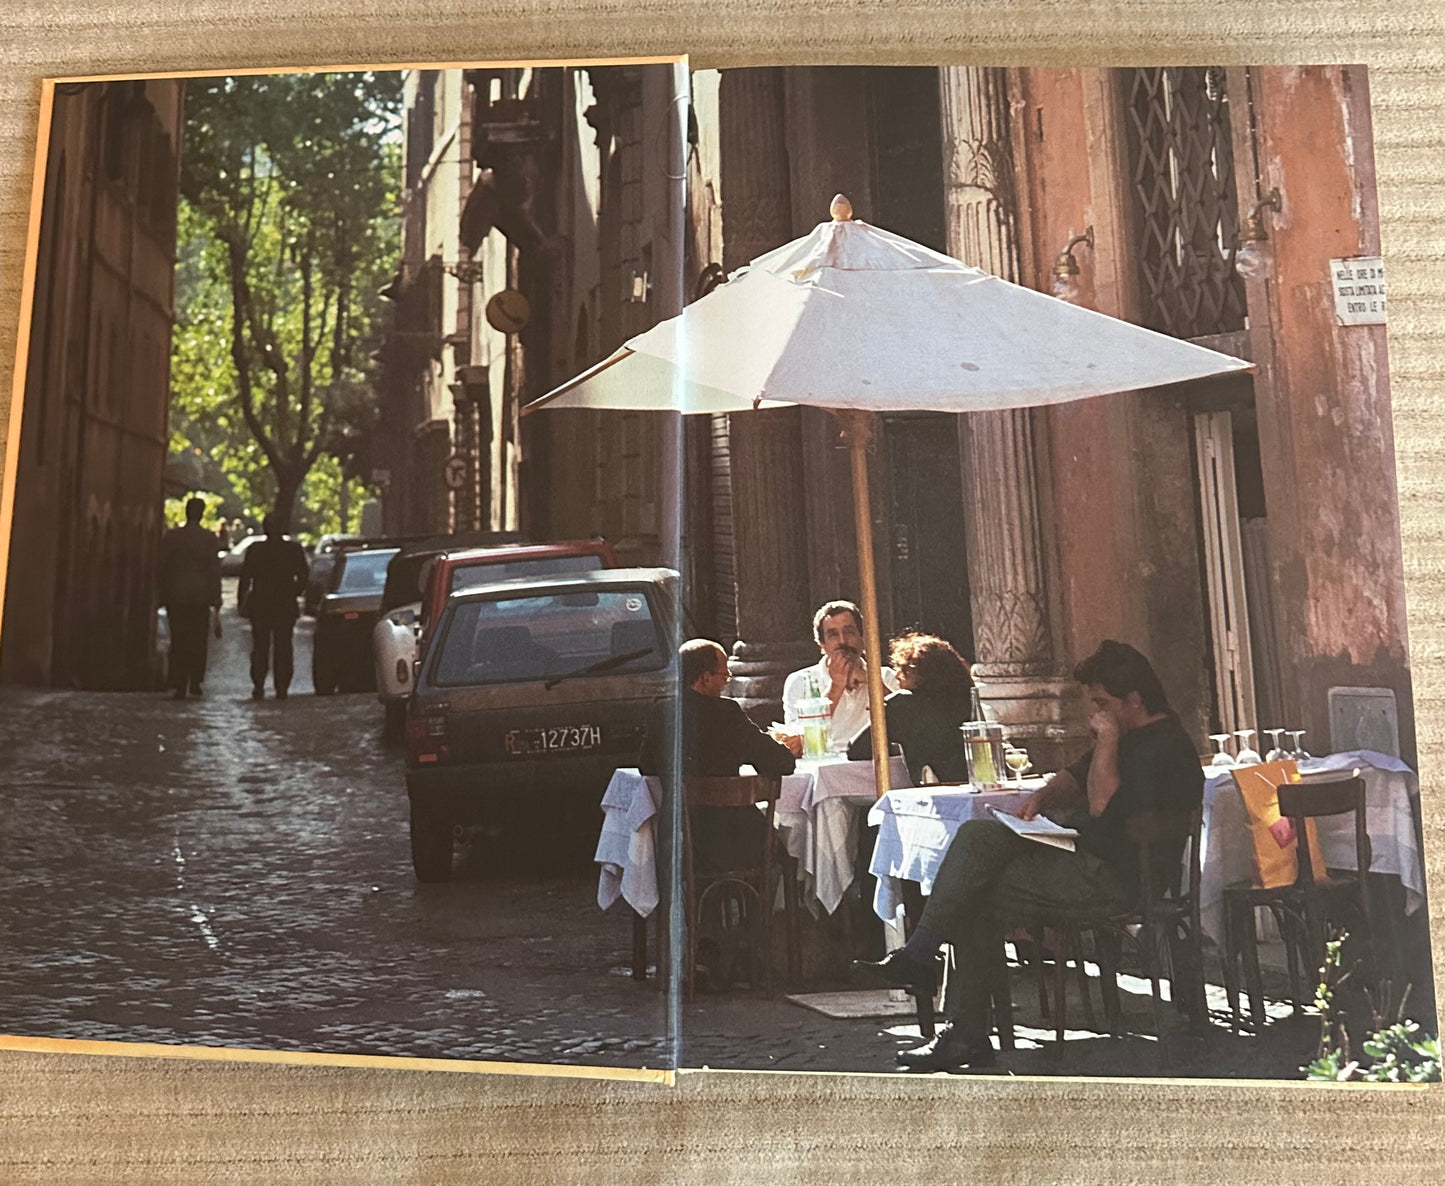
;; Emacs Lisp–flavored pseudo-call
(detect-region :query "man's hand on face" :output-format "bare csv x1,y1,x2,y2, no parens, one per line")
823,648,856,699
1089,709,1121,745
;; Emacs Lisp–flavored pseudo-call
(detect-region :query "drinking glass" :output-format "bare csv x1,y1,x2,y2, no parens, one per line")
1209,734,1236,768
1264,728,1288,762
1234,729,1263,766
1005,746,1032,786
1288,730,1311,762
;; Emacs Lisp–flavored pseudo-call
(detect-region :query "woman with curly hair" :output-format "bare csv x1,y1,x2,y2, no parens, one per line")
847,632,974,783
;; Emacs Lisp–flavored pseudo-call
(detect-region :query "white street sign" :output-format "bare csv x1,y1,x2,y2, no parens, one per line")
443,455,467,490
1331,256,1386,325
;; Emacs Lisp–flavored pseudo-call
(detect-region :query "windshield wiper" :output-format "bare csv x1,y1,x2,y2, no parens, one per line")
544,647,654,691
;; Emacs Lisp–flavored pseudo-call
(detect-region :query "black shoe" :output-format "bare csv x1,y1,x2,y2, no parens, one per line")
853,948,937,993
275,688,288,700
897,1022,997,1073
251,687,264,701
171,688,187,701
189,686,203,697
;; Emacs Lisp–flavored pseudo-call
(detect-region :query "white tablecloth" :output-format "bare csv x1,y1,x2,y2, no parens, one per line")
774,756,912,916
866,782,1047,923
1198,750,1422,944
862,751,1421,945
594,768,661,917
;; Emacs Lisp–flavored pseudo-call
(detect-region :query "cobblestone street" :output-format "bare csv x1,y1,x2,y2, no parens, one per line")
0,586,669,1072
0,587,1352,1082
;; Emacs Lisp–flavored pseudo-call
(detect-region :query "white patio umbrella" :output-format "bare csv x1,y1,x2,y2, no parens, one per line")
525,196,1251,798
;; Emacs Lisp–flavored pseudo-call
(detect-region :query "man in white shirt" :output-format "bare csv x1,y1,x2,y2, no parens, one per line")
782,600,898,750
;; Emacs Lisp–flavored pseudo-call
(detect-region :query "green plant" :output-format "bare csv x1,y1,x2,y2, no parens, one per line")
1302,933,1440,1082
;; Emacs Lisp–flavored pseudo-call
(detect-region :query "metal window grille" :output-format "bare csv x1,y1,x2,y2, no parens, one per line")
1124,67,1246,339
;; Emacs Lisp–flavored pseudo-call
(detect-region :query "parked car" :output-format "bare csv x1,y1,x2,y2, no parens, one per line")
304,534,364,616
311,544,401,693
373,538,618,744
219,534,265,578
404,567,678,882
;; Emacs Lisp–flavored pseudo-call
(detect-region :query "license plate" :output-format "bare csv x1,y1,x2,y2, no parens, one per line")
503,724,603,757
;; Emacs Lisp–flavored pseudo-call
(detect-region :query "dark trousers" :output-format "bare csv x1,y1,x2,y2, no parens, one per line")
250,614,296,694
168,604,211,693
918,818,1129,1044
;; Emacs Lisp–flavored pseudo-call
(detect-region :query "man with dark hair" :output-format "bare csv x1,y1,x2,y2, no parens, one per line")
855,639,1202,1071
158,496,222,700
782,599,898,750
238,513,309,701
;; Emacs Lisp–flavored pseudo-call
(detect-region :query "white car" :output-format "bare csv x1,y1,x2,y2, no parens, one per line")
373,601,422,742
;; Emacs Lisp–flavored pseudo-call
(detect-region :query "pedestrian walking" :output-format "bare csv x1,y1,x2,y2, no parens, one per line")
158,496,222,699
238,513,309,700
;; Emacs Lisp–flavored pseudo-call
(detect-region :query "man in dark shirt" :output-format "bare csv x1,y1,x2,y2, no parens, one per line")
639,639,799,877
237,514,309,700
855,639,1203,1071
158,496,222,700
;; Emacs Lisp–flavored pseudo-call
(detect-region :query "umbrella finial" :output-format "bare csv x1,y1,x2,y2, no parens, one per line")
830,194,854,222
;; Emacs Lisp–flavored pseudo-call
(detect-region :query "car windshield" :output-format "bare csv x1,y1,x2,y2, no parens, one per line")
432,588,665,687
336,549,399,592
448,553,604,593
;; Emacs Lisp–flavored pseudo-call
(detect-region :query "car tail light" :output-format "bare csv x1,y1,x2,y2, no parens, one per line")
396,658,410,685
406,711,451,765
344,611,360,620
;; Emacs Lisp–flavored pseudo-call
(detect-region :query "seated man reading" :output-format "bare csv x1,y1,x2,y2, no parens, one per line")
855,639,1203,1071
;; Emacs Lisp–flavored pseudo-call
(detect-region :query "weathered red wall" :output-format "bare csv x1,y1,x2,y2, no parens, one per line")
1244,65,1414,763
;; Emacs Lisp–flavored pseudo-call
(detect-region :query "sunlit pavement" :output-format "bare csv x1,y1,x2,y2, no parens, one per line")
0,583,668,1072
0,583,1333,1081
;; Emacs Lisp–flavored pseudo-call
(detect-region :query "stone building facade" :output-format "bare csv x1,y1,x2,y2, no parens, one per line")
1,79,184,689
379,63,686,564
684,66,1412,770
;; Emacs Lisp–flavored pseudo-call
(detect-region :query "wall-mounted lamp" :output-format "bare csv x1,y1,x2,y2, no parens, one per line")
1234,187,1282,280
1051,227,1094,302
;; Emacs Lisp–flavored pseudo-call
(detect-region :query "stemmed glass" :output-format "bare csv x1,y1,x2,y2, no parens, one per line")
1264,728,1288,762
1288,730,1311,762
1234,729,1263,766
1005,746,1032,786
1209,734,1236,768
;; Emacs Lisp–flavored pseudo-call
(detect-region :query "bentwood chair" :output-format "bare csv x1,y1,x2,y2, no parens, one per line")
681,775,799,998
1023,807,1207,1054
1221,775,1371,1032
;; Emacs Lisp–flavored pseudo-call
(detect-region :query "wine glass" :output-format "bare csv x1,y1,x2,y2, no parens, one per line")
1288,730,1311,762
1234,729,1263,766
1209,734,1236,768
1264,728,1288,762
1005,746,1032,786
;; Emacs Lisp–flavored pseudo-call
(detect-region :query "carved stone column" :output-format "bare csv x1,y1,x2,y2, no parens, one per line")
715,69,817,719
941,67,1083,767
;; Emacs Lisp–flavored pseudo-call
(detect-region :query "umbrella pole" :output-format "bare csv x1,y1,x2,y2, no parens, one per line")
836,409,892,800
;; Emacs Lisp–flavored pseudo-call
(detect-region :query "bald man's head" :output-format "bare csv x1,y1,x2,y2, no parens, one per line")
680,638,729,695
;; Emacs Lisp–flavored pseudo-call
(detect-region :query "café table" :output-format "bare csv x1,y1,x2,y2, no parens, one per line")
864,750,1422,949
1198,749,1423,946
866,780,1049,924
774,754,912,916
595,767,662,918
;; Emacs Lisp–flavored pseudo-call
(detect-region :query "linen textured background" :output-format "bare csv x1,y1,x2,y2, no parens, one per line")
0,3,1443,1180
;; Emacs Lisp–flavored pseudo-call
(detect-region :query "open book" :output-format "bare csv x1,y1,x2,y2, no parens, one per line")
989,806,1078,852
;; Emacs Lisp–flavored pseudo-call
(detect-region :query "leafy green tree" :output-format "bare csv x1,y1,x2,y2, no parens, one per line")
174,72,401,530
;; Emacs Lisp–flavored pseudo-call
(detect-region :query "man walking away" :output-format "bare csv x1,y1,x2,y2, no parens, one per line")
158,496,222,700
238,514,309,700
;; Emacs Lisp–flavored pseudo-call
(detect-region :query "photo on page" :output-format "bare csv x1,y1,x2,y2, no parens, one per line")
0,58,689,1077
656,64,1437,1081
0,58,1436,1087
